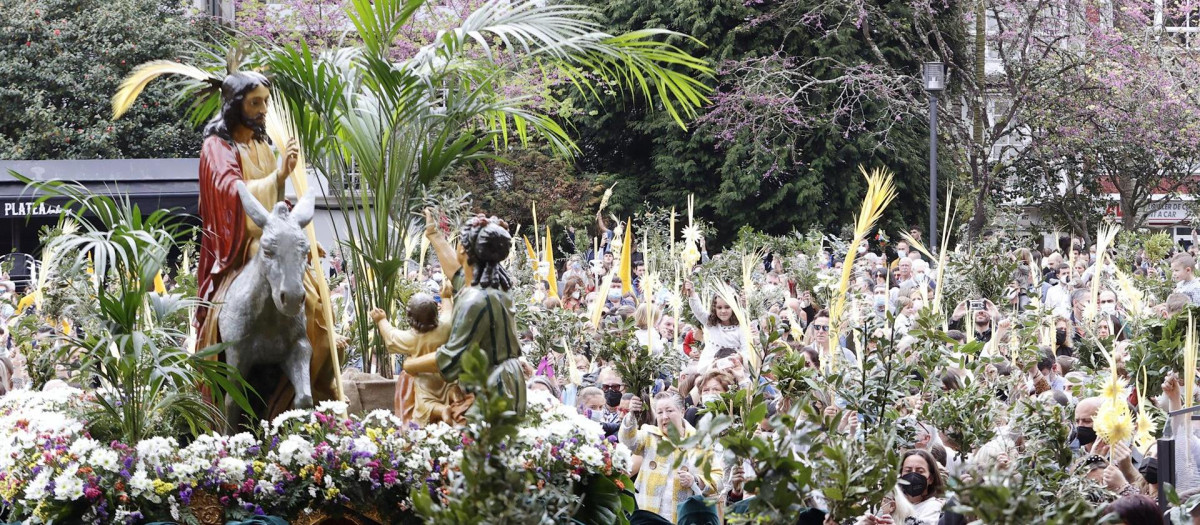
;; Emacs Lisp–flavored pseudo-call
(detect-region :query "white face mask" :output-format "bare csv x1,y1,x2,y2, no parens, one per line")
1100,303,1116,314
897,250,908,258
701,394,721,405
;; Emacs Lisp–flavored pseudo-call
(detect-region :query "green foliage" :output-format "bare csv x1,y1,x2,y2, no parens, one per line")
593,316,685,424
14,175,253,443
951,402,1103,524
571,0,963,249
939,235,1023,310
444,148,598,235
410,345,633,525
1127,309,1194,400
920,377,1001,457
0,0,206,159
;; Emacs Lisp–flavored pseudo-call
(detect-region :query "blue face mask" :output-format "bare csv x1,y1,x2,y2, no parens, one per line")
874,295,886,308
608,291,622,301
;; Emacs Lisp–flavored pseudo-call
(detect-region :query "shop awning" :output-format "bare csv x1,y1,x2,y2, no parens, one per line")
0,158,200,219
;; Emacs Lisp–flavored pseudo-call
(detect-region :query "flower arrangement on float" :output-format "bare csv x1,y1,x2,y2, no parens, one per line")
0,389,631,524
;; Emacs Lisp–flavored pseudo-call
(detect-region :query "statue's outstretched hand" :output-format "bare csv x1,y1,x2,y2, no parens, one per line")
369,307,386,324
279,138,300,181
424,208,439,237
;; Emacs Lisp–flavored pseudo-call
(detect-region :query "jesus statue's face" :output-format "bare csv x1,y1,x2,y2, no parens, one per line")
239,85,270,136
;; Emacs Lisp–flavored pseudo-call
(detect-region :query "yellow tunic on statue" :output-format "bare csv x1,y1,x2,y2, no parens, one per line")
376,296,465,424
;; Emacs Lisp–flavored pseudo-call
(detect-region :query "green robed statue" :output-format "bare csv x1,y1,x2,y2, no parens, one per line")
403,214,526,418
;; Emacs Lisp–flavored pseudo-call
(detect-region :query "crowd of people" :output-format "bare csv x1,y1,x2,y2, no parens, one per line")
9,205,1200,524
372,214,1200,525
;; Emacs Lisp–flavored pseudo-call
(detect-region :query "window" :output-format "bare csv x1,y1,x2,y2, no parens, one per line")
1160,1,1200,48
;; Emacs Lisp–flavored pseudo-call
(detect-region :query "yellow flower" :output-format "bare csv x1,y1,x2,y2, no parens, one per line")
1095,400,1134,446
1100,375,1127,403
153,479,176,495
1134,409,1157,452
323,487,340,499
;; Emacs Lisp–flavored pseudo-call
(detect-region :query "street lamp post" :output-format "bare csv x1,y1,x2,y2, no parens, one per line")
923,62,945,254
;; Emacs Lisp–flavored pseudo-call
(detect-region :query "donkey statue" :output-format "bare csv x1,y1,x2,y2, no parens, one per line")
220,180,316,429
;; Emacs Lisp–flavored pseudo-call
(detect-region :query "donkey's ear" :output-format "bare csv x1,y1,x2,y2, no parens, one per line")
235,180,270,228
292,191,315,228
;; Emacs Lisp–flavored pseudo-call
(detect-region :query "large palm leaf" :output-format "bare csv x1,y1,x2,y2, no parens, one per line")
253,0,712,375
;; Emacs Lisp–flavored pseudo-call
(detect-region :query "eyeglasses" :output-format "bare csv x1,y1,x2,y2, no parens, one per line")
601,383,624,392
812,325,830,332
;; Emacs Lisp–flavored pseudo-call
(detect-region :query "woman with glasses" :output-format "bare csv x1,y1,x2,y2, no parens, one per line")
804,310,857,369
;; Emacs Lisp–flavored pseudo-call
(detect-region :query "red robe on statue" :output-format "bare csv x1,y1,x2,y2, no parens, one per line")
196,135,250,330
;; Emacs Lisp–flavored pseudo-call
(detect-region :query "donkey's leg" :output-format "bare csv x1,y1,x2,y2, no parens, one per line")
285,339,314,410
225,351,253,433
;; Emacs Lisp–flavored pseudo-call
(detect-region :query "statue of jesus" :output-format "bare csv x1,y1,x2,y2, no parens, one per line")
193,72,339,416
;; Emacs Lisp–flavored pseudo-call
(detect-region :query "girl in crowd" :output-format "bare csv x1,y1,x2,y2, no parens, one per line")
683,279,744,366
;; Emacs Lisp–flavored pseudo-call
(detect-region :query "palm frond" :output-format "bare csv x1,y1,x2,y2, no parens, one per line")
829,166,897,370
112,60,220,119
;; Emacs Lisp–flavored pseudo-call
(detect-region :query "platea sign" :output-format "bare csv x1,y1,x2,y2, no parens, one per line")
2,201,63,218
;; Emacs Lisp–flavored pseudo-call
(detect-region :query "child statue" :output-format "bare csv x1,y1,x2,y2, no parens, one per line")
369,278,470,425
403,214,526,417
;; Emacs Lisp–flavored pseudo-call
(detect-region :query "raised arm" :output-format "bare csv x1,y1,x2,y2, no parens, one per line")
425,208,464,282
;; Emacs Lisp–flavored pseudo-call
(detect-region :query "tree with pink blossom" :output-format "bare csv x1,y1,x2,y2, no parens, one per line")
1011,20,1200,237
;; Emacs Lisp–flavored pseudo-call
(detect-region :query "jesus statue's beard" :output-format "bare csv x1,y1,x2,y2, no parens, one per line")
239,111,268,141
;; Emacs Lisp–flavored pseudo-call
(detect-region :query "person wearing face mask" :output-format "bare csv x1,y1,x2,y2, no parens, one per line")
597,368,626,437
620,391,724,522
1097,290,1128,336
859,450,945,525
684,370,736,426
1053,316,1074,357
577,386,607,423
561,276,586,312
890,241,911,271
1070,396,1104,455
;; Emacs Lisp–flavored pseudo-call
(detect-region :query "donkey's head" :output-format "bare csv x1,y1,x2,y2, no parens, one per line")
235,181,315,317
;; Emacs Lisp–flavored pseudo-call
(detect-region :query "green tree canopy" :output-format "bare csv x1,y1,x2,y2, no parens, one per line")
570,0,966,248
0,0,206,159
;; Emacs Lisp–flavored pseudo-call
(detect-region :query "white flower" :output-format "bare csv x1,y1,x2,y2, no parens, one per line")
348,436,378,466
227,433,260,456
136,436,178,469
69,437,99,458
270,409,312,433
218,457,248,483
316,400,348,415
276,435,316,467
53,465,85,501
24,469,53,503
90,448,121,472
129,469,154,497
610,443,633,472
362,409,403,428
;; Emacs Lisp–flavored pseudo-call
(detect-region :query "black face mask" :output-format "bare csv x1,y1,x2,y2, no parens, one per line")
1055,329,1067,345
899,472,928,498
1074,425,1097,447
604,389,623,408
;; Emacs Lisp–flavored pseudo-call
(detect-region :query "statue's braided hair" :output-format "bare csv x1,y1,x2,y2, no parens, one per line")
461,214,513,291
